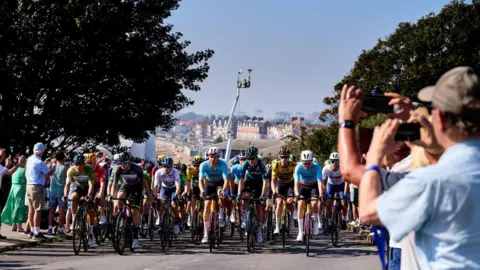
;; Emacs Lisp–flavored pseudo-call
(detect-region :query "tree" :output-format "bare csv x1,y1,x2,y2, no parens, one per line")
286,124,338,164
214,136,224,143
321,0,480,124
0,0,214,154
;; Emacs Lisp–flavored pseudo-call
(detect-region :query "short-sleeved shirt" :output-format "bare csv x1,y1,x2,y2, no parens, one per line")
199,159,229,182
67,165,95,189
241,159,267,182
186,166,200,187
25,155,51,186
272,160,296,183
50,164,67,193
294,163,322,185
154,167,180,188
92,164,107,185
231,164,244,183
322,166,344,185
378,139,480,269
113,163,144,186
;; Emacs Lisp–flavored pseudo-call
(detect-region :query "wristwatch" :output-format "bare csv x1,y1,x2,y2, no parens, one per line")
340,120,355,129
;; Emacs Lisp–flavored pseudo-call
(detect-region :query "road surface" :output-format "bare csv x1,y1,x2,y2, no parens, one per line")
0,227,380,270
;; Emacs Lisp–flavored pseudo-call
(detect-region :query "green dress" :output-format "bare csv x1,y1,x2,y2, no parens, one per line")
1,167,28,225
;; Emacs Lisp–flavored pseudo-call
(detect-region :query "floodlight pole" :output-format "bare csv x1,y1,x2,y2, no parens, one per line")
224,69,252,163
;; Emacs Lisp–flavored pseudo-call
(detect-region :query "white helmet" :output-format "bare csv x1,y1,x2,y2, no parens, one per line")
300,150,314,161
207,147,220,156
329,152,339,160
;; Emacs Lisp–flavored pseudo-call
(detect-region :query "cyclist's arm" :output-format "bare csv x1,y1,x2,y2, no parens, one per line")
198,164,205,194
221,162,230,193
271,165,278,194
174,170,181,197
99,168,107,199
64,168,73,198
112,167,120,197
185,170,192,194
238,175,246,195
143,177,152,200
260,163,267,197
153,169,161,196
293,165,300,197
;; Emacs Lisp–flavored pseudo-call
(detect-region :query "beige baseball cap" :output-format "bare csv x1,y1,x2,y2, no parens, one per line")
418,67,480,119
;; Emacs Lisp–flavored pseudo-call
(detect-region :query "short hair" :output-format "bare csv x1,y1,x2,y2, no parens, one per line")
54,151,66,161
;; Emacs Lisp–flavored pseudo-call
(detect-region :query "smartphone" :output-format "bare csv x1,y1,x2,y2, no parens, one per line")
362,95,393,114
395,123,421,141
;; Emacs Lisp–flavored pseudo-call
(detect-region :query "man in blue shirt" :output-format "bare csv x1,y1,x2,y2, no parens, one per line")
359,66,480,269
294,150,322,241
198,147,229,244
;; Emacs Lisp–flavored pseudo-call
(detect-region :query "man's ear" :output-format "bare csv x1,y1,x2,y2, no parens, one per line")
433,110,447,132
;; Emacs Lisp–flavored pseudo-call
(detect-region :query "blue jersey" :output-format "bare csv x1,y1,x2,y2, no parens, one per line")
199,159,229,182
231,164,244,183
241,159,267,181
294,163,322,185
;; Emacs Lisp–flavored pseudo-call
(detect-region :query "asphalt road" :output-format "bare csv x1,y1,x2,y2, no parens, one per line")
0,226,380,270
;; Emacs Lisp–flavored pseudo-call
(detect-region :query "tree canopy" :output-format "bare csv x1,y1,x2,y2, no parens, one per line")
0,0,214,154
290,0,480,162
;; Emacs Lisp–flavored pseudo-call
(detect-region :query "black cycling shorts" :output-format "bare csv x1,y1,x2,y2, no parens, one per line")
72,184,89,198
243,179,263,198
278,181,294,198
298,184,319,200
205,180,224,197
118,182,143,209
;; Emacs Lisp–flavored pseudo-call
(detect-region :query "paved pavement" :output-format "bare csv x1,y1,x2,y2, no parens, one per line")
0,225,68,253
0,225,381,270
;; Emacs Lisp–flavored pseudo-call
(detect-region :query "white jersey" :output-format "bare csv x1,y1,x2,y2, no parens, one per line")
322,166,344,185
154,167,180,188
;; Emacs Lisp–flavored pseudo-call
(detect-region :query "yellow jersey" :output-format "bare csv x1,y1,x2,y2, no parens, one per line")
272,160,296,183
186,166,200,187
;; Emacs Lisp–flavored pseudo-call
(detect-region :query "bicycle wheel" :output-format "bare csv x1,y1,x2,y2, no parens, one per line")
140,215,148,239
128,218,135,252
112,212,119,251
281,211,287,248
82,219,89,252
331,209,339,247
148,207,156,241
266,209,273,241
246,209,256,253
230,207,235,237
209,214,215,253
115,213,127,255
305,215,311,256
72,208,83,255
191,210,198,243
94,210,102,245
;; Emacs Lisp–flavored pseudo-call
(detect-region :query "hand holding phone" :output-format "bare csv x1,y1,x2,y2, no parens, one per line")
395,123,421,141
362,95,394,114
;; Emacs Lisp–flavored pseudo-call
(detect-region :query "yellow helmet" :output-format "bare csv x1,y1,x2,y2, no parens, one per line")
85,153,97,164
157,154,165,162
192,155,203,166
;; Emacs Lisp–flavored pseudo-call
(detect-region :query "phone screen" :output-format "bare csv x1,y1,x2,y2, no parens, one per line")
395,123,421,141
362,95,393,114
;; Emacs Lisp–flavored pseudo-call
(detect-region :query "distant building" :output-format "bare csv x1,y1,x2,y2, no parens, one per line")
194,122,208,138
267,123,294,139
204,138,285,159
236,117,271,140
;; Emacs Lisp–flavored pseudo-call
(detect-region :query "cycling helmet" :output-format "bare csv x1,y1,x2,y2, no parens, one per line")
278,146,290,156
237,152,246,160
161,157,174,167
192,155,203,166
266,164,272,169
118,152,131,162
144,162,154,172
73,154,85,164
300,150,314,162
207,147,220,156
157,154,165,162
245,146,258,158
329,152,339,160
289,154,297,162
312,157,318,164
85,153,97,164
324,160,331,166
180,163,188,173
230,158,240,167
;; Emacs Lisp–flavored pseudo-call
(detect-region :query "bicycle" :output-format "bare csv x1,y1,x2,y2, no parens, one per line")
297,195,316,256
331,192,343,247
242,191,262,253
190,195,204,244
275,193,292,248
113,197,136,255
264,197,275,241
205,193,222,253
101,198,114,243
68,197,91,255
158,196,175,250
147,198,158,241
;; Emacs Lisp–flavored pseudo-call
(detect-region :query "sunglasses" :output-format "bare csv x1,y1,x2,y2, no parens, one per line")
330,160,339,164
280,156,289,159
208,155,219,158
247,157,257,161
302,162,312,166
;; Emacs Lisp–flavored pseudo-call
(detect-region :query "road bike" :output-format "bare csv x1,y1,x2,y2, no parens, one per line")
68,197,92,255
113,197,136,255
242,191,262,253
331,192,342,247
298,195,316,256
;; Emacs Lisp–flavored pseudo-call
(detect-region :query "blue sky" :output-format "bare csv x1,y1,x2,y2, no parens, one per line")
170,0,452,118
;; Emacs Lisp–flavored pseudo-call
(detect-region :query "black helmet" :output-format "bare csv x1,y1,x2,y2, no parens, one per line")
118,152,131,162
180,164,187,173
144,162,154,172
246,146,258,158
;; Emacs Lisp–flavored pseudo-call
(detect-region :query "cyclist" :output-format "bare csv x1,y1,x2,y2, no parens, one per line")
151,155,165,181
294,150,322,241
112,152,151,249
154,157,182,234
321,152,348,230
199,147,229,244
185,155,203,227
142,162,154,229
238,146,268,243
271,147,296,235
85,153,107,224
64,154,96,246
230,156,245,223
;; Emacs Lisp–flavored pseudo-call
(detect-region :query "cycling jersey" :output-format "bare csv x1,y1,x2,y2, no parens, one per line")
199,159,229,182
92,164,107,185
231,164,244,183
241,159,267,181
180,173,186,190
186,166,200,187
67,165,95,189
272,160,296,183
113,163,144,186
322,166,344,185
154,167,180,188
294,163,322,185
143,171,152,187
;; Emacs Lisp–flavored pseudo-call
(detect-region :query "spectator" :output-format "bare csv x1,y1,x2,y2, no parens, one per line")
25,143,56,239
47,151,68,236
1,155,28,232
0,149,24,239
360,66,480,269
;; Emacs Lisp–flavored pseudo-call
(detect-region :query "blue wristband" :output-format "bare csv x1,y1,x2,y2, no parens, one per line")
364,165,382,175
